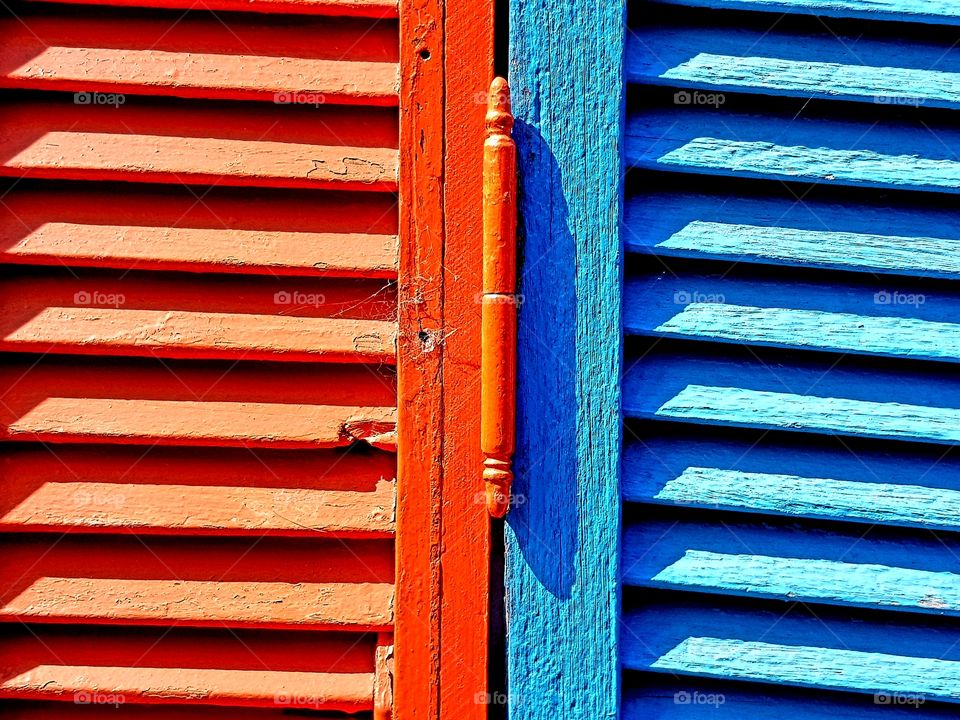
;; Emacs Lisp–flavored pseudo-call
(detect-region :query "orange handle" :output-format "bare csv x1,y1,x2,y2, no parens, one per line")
481,77,517,518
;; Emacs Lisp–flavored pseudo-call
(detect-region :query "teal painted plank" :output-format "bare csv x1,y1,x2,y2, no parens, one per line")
650,304,960,363
626,23,960,108
649,0,960,26
652,550,960,614
646,221,960,278
648,467,960,531
626,104,960,193
659,138,960,193
505,0,624,715
653,385,960,445
652,638,960,702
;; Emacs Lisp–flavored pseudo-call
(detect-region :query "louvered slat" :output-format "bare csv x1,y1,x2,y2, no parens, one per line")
1,0,399,712
622,0,960,714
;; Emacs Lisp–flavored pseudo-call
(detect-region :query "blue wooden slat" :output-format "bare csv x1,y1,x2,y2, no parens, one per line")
622,515,960,584
626,105,960,193
635,466,960,531
624,189,960,278
626,25,960,109
652,551,960,614
648,0,960,26
623,594,960,667
623,344,960,444
505,0,625,716
651,638,960,703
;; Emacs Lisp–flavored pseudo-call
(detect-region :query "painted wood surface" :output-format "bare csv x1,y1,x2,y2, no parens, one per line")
505,0,624,718
0,446,396,536
0,0,403,713
0,187,398,277
626,101,960,193
439,0,495,715
29,0,398,16
0,101,398,191
0,14,398,105
649,0,960,25
626,22,960,108
652,638,960,703
0,625,377,708
624,185,960,278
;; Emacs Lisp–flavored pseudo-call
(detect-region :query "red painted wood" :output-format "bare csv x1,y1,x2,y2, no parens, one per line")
395,0,446,714
0,625,376,708
0,187,397,277
439,0,495,716
27,0,398,18
0,445,396,536
0,101,398,190
0,15,398,104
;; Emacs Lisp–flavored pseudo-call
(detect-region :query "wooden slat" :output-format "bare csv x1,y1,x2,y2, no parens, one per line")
0,186,397,277
649,0,960,26
0,445,396,536
2,397,396,449
27,0,399,18
651,638,960,704
650,550,960,614
623,343,960,445
3,308,396,363
0,16,398,105
0,536,393,628
0,625,375,709
624,187,960,279
624,268,960,362
4,703,350,719
626,102,960,194
623,593,960,669
626,23,960,108
0,101,397,191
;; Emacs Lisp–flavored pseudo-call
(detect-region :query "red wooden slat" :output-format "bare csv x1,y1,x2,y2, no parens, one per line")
27,0,398,18
0,15,398,105
0,101,398,190
0,187,398,277
0,445,396,536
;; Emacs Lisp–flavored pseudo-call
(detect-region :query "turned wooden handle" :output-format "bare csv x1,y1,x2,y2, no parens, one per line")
481,77,517,519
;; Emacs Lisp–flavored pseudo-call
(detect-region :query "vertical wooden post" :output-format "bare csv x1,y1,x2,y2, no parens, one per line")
504,0,626,717
481,78,517,519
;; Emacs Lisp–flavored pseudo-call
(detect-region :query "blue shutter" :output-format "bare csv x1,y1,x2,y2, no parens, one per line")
510,0,960,717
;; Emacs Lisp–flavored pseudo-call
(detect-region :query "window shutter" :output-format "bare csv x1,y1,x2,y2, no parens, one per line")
510,0,960,717
0,0,400,715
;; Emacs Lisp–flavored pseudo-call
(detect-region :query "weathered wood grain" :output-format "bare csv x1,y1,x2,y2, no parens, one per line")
626,105,960,193
0,101,398,191
28,0,397,16
0,16,398,105
626,23,960,108
650,0,960,25
505,0,624,716
638,467,960,530
651,550,960,613
652,638,960,702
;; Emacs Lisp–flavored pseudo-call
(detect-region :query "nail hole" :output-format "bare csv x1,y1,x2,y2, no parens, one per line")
418,330,430,343
419,49,431,61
